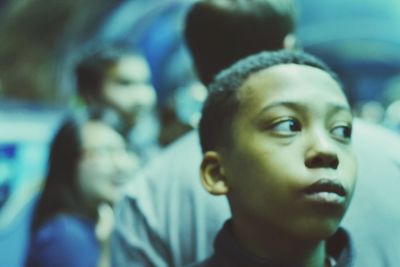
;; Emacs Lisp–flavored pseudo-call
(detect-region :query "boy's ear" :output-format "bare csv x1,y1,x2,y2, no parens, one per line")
200,151,229,195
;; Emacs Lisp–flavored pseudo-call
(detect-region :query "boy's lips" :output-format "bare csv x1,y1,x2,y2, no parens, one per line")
303,179,347,205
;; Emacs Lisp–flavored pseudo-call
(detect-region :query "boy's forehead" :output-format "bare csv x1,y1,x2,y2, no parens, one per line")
233,63,348,118
238,64,339,98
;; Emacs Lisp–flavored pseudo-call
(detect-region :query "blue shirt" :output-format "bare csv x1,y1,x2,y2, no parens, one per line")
25,214,99,267
112,120,400,267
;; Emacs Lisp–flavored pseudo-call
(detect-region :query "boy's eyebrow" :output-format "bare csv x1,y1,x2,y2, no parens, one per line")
255,101,352,118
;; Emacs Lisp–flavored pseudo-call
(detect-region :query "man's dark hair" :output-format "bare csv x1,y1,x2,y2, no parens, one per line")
184,0,297,85
75,43,140,102
199,50,339,153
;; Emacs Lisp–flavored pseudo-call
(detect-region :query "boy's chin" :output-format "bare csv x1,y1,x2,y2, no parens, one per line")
294,218,342,242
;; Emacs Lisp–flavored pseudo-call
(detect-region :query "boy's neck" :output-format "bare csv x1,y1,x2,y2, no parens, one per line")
232,219,329,267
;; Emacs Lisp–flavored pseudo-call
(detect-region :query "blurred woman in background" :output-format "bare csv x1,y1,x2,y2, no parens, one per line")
25,110,135,267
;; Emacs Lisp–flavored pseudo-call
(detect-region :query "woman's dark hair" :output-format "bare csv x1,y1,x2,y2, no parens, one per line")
31,115,84,231
31,109,118,231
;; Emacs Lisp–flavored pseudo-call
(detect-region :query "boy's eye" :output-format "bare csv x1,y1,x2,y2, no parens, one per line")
331,125,352,140
270,119,301,134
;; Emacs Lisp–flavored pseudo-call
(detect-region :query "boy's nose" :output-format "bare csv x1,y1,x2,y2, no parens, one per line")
304,134,339,169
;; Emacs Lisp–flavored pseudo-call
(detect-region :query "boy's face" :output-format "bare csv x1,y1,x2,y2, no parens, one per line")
101,55,156,128
219,64,357,240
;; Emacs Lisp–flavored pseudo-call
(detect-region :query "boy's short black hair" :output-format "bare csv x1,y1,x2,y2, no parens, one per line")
199,50,339,153
75,43,140,101
184,0,297,85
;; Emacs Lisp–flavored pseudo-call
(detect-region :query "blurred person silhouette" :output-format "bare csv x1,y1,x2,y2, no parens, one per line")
152,44,205,147
112,0,400,266
25,110,135,267
75,43,159,163
128,2,206,147
192,49,357,267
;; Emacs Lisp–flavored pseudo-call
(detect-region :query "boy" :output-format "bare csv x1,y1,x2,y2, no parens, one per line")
112,1,400,266
195,50,357,267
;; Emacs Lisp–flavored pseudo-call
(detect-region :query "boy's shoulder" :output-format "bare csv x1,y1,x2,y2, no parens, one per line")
193,220,353,267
